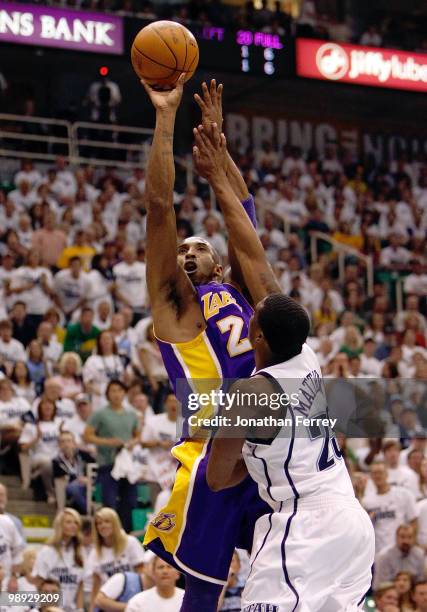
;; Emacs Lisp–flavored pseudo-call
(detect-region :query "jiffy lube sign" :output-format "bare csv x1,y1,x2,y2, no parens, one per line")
0,2,123,54
296,38,427,93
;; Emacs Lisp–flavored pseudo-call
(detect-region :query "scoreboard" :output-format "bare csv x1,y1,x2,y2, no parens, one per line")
194,26,294,77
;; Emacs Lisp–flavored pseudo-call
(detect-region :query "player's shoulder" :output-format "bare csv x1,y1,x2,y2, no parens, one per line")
230,374,279,397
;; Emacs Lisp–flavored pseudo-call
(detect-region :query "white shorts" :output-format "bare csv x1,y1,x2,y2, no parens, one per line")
241,496,375,612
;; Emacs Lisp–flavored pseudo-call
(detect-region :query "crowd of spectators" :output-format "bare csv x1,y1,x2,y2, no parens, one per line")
0,136,425,611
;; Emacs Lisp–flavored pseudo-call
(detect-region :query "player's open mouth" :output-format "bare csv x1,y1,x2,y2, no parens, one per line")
184,261,198,274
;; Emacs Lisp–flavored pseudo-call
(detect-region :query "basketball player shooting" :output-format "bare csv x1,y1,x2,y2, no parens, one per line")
140,76,270,612
192,124,375,611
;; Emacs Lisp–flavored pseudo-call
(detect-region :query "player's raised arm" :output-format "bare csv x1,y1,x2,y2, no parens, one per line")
195,80,258,292
207,376,281,491
193,124,281,304
142,77,201,340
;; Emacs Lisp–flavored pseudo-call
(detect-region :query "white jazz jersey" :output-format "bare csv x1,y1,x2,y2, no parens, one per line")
241,344,375,612
242,343,355,506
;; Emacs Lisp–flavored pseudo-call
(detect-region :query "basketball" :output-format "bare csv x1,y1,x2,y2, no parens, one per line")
131,21,199,89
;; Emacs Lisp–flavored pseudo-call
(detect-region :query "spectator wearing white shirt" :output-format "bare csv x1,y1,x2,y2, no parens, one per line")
93,301,113,331
110,312,134,366
417,498,427,552
281,146,307,177
86,253,114,312
125,556,184,612
65,394,95,457
53,257,90,319
10,361,36,405
401,330,427,368
37,322,63,376
15,546,38,604
382,440,420,498
193,195,223,234
113,246,147,324
0,199,20,233
0,251,16,313
258,211,287,250
199,215,228,261
0,378,31,448
137,324,170,413
141,394,178,492
18,398,62,503
127,393,155,430
256,175,279,211
38,377,77,425
275,183,307,228
9,250,54,328
14,160,42,191
380,233,412,268
329,311,356,352
0,513,25,581
395,295,426,334
83,331,125,411
360,338,383,377
363,462,418,556
0,319,26,375
87,508,145,609
404,261,427,297
54,353,83,401
54,157,77,198
255,142,280,175
8,180,37,211
17,213,33,250
0,483,24,541
32,508,84,612
125,168,145,195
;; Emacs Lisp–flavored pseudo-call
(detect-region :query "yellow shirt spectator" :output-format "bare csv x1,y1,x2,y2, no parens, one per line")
57,230,95,271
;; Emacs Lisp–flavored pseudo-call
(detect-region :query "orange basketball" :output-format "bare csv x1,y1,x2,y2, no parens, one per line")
131,21,199,89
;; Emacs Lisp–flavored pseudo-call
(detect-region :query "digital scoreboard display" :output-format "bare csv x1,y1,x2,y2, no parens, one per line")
194,26,294,77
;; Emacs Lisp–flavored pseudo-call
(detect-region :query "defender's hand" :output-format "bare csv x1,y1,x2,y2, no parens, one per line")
194,79,223,131
141,74,185,112
192,123,227,180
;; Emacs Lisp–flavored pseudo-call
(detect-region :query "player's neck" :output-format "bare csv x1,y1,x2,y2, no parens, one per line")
377,483,390,494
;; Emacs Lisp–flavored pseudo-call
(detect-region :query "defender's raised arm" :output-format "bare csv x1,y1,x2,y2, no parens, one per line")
193,124,281,304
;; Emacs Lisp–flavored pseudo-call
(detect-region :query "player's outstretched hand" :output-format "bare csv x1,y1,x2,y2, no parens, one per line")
194,79,223,131
140,73,185,112
193,123,227,181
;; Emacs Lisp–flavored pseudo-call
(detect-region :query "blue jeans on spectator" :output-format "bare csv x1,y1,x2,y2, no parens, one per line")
66,479,87,514
97,465,137,532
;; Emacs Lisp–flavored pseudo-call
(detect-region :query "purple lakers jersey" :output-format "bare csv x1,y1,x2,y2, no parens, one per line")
157,282,255,397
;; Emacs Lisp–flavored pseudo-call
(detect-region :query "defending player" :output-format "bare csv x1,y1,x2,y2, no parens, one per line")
140,77,270,611
193,126,375,610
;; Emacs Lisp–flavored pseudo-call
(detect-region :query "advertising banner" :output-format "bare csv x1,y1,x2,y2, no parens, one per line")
296,38,427,93
0,2,123,54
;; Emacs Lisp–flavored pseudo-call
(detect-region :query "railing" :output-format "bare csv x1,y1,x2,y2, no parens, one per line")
395,276,405,312
310,231,374,297
0,113,193,184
